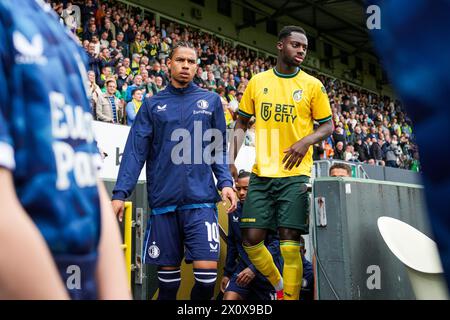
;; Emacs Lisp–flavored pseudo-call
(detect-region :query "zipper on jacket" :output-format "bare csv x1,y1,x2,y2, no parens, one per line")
181,93,187,206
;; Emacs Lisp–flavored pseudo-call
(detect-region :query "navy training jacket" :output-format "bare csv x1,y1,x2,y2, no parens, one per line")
112,82,233,209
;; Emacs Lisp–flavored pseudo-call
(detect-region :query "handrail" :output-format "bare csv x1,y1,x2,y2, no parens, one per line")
121,201,133,289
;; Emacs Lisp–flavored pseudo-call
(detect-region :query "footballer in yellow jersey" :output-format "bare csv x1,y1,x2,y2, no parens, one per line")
237,66,332,177
229,26,333,300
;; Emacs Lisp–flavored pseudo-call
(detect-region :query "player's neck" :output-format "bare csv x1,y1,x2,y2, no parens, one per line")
275,62,299,76
171,79,191,89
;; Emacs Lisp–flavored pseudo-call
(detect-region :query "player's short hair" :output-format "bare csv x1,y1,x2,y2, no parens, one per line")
329,163,352,176
238,170,251,179
169,41,196,59
278,26,306,40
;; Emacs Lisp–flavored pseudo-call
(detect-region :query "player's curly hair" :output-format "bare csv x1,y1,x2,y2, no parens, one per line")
238,170,251,179
169,40,197,59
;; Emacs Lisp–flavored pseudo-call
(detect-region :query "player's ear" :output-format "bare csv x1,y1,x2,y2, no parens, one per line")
276,40,283,51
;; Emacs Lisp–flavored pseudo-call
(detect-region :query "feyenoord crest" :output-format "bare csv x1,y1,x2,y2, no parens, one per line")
293,89,303,102
148,242,160,259
197,99,209,110
261,102,272,121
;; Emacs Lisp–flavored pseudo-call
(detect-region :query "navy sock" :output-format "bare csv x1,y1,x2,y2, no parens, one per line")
157,268,181,300
190,268,217,300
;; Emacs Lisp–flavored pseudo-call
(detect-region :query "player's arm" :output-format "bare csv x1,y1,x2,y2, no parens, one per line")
112,98,153,221
228,80,254,180
0,168,69,300
283,82,334,170
211,95,236,213
95,181,131,300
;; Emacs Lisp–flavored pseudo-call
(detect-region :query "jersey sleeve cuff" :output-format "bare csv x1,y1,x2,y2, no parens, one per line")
218,180,233,190
315,115,332,124
112,190,127,201
238,109,253,119
0,142,15,170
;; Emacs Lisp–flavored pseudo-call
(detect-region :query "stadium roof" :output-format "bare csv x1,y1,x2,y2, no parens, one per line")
235,0,373,58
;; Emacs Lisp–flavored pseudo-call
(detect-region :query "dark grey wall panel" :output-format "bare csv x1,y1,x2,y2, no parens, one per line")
384,166,423,185
360,164,385,181
313,178,431,300
103,180,157,300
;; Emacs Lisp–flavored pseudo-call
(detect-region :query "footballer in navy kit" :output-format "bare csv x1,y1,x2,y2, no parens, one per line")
0,0,129,299
112,41,237,300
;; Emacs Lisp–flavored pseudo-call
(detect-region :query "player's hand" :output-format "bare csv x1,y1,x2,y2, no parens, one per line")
112,199,125,222
221,187,237,213
229,164,238,182
220,276,230,293
282,139,310,170
236,268,255,287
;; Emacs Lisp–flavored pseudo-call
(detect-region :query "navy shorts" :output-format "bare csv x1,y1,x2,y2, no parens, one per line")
54,252,98,300
225,264,276,300
143,206,220,266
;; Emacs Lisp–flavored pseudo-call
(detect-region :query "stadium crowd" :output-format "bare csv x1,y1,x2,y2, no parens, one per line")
50,0,420,171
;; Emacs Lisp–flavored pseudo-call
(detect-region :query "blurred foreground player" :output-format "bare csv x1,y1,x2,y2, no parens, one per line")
0,0,129,299
229,26,333,300
370,0,450,288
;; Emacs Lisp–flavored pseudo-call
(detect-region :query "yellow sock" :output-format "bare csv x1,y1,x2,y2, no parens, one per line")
281,241,302,300
243,241,283,290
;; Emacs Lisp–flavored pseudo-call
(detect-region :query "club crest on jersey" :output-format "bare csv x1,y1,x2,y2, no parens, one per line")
261,103,272,121
148,242,160,259
13,31,48,65
197,100,209,110
293,89,303,102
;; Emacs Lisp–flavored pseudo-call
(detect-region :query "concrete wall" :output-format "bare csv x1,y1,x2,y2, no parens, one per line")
312,177,431,300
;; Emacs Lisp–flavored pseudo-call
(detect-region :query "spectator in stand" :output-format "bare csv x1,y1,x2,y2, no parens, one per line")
97,78,124,124
370,137,383,162
61,0,419,170
87,70,104,120
354,138,369,162
124,74,144,102
333,141,345,160
125,88,144,127
116,32,129,58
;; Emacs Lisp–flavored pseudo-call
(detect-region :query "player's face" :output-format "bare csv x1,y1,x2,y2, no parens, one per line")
278,32,308,67
235,177,250,202
167,47,197,86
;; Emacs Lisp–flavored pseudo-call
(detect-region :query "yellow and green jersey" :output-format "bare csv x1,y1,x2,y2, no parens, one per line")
238,68,332,177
